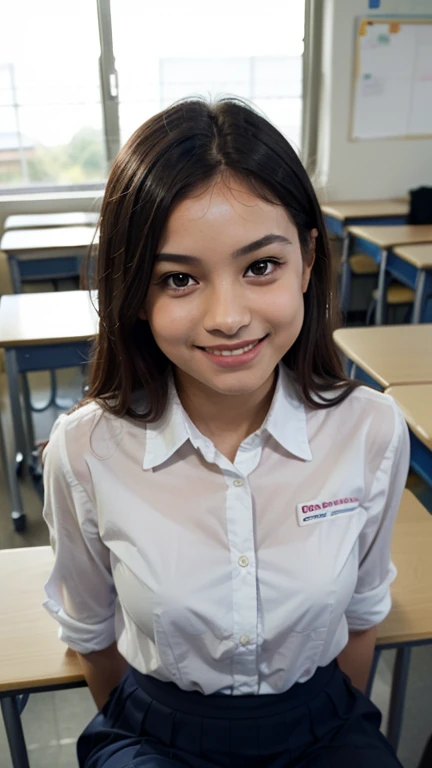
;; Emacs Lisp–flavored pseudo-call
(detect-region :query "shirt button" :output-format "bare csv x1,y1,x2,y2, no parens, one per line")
238,555,249,567
233,479,244,487
240,634,250,646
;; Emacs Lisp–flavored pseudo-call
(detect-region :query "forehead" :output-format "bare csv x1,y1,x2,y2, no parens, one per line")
160,176,298,247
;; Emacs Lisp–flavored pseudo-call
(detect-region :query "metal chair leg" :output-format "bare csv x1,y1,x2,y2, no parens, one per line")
366,298,376,325
386,646,411,752
0,696,31,768
339,233,352,315
4,350,26,530
375,250,388,325
20,374,36,456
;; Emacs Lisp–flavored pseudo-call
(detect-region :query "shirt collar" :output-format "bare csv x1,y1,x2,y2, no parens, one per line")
143,365,312,470
143,383,189,470
261,365,312,461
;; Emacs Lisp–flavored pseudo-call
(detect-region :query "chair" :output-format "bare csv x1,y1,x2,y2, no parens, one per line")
342,253,378,320
345,254,415,324
366,283,415,325
349,253,379,276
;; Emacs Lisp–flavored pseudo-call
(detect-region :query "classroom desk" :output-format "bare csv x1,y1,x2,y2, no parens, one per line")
386,384,432,489
1,490,430,765
375,490,432,749
322,199,409,238
0,547,84,694
0,225,98,292
4,212,100,231
333,325,432,390
0,546,85,768
343,224,432,323
0,291,98,531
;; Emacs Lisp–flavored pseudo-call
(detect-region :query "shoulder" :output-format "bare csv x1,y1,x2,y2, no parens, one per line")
311,384,409,468
343,385,406,439
44,400,144,488
330,386,409,459
43,401,103,487
46,399,105,455
341,383,399,418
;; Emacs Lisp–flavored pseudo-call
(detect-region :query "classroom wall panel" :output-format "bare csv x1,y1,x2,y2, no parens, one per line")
316,0,432,200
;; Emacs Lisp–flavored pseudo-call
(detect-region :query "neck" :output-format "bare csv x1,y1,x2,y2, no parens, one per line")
174,370,277,455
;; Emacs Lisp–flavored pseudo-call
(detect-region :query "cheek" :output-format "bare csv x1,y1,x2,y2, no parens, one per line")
266,282,305,328
146,296,194,345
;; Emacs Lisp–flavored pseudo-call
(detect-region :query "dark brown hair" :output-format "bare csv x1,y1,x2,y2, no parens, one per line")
85,97,357,420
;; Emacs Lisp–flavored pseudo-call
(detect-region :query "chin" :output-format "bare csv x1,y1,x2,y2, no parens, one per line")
202,370,274,397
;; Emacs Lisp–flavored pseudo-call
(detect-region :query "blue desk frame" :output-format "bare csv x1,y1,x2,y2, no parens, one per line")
324,212,411,319
324,213,408,239
343,358,432,753
8,254,83,293
4,339,91,531
348,362,432,490
341,234,432,324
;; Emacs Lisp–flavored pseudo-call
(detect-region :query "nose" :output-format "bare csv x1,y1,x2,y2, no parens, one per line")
203,281,251,337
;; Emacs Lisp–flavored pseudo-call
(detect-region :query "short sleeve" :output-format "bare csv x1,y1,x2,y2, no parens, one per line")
345,399,410,630
42,413,117,654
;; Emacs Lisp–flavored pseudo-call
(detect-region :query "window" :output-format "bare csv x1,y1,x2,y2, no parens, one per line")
0,0,104,190
111,0,304,149
1,0,305,192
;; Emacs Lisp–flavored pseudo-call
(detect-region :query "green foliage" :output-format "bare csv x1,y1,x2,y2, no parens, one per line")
66,127,106,175
0,126,107,186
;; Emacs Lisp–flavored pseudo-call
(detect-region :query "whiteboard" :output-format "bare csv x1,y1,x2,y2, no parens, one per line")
351,19,432,140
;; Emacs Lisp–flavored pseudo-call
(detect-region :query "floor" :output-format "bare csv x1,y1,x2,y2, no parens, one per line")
1,361,432,768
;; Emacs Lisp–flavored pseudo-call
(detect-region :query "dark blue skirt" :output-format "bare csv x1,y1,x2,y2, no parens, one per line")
77,661,403,767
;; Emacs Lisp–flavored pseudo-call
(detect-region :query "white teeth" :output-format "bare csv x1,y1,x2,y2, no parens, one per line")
204,341,259,356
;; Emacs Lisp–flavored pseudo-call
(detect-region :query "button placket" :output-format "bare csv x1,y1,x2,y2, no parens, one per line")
224,475,258,692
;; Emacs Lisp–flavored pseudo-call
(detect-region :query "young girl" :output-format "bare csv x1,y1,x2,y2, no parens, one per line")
42,98,410,768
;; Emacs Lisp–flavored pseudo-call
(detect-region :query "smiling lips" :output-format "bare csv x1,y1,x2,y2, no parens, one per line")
197,336,267,359
203,340,261,357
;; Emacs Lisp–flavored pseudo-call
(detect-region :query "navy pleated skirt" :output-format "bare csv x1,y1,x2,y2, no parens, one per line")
77,661,403,767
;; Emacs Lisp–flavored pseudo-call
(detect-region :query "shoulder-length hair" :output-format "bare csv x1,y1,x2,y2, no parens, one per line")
86,97,357,420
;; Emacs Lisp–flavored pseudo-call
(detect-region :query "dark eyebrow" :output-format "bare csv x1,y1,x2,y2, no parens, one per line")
232,234,292,259
156,233,292,265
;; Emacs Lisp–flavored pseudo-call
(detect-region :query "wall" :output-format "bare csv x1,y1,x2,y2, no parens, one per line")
316,0,432,200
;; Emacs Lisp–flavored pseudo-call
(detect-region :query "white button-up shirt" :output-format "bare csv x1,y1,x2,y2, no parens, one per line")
42,366,410,696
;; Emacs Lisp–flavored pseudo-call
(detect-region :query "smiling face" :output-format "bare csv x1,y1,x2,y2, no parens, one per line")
143,175,316,402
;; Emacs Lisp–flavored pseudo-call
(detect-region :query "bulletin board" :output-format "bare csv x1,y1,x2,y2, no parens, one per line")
351,18,432,140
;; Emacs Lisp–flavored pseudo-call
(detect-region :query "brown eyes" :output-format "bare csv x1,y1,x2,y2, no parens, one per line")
160,258,282,291
168,274,193,288
248,260,272,276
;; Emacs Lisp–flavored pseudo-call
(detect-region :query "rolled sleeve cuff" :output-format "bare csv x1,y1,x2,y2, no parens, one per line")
345,564,397,631
43,598,117,654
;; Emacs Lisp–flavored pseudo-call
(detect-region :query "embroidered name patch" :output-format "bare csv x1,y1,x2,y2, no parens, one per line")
296,495,360,526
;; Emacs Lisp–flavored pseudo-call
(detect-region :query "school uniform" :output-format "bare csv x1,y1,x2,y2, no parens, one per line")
42,366,410,767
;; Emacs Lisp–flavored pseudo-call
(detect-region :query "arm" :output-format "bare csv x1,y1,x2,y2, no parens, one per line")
337,626,376,693
42,413,120,706
77,642,129,711
343,399,410,688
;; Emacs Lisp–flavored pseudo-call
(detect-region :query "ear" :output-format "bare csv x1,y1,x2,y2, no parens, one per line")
302,228,318,293
138,308,147,321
